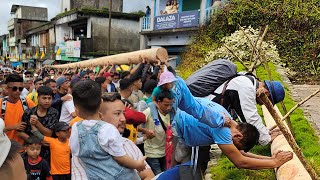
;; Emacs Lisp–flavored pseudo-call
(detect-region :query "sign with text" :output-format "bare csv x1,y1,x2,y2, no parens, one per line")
154,13,179,30
154,10,199,30
178,11,199,28
55,40,81,61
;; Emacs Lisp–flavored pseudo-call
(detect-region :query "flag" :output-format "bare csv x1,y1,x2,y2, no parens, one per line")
56,47,61,55
41,51,45,59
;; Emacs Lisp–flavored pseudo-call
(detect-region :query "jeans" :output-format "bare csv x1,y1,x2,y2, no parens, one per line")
146,157,166,175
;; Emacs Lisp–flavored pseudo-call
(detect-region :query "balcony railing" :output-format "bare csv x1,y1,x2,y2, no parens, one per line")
141,16,152,31
205,6,215,21
141,10,200,32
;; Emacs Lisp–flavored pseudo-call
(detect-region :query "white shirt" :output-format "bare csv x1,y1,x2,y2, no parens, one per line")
21,88,29,98
212,76,271,145
107,84,112,93
59,94,75,124
113,81,120,91
69,120,125,157
71,137,150,180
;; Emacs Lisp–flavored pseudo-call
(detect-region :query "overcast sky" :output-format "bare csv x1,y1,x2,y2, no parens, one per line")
0,0,61,35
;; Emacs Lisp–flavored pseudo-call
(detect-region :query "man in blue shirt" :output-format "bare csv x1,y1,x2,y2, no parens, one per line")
155,106,293,180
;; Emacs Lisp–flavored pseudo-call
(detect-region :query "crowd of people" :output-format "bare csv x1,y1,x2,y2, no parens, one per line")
0,58,293,180
160,1,179,15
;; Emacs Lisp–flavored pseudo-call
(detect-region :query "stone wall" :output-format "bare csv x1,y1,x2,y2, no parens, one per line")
90,16,140,53
20,6,48,21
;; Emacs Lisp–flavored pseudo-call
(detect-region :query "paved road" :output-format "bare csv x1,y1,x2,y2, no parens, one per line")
291,85,320,134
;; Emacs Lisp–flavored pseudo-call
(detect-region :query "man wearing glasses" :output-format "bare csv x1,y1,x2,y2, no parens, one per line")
1,74,35,145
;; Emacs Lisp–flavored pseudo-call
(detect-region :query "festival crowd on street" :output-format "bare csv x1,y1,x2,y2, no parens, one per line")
0,58,293,180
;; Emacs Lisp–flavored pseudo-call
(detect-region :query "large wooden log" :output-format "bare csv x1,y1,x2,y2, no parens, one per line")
262,105,312,180
51,47,168,69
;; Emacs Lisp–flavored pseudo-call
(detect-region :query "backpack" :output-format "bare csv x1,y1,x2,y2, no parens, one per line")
1,96,29,118
186,59,238,97
186,59,257,98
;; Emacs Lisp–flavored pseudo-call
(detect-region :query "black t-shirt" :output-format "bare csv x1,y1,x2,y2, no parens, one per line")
22,106,59,163
22,154,51,180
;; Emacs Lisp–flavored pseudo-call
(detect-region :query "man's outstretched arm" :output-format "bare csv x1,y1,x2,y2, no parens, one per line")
219,144,293,169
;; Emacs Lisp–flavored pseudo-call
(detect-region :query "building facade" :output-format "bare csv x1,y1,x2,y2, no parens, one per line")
0,34,9,62
7,5,48,67
52,7,141,64
140,0,226,68
2,2,144,68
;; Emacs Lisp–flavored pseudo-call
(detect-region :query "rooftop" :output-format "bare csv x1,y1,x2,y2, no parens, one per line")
52,8,145,21
10,4,47,14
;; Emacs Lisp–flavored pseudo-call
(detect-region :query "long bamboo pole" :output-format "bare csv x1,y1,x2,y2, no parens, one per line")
49,47,168,69
249,25,269,73
259,92,319,180
263,62,294,134
263,105,312,180
269,88,320,131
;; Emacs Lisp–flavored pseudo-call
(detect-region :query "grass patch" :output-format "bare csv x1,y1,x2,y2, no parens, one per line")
208,62,320,179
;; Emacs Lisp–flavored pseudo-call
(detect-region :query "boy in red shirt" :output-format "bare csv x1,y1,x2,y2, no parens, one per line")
22,136,52,180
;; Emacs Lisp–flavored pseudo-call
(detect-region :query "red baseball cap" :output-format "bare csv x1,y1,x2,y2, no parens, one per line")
124,108,146,125
103,72,114,78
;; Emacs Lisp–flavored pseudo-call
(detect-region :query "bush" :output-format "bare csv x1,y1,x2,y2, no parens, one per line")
178,0,320,82
205,26,280,66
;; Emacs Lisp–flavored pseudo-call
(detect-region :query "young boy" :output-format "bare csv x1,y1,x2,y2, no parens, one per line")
22,136,52,180
31,121,71,180
69,80,146,180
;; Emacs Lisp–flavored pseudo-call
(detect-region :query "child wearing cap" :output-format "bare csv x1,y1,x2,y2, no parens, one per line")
22,136,52,180
149,69,177,132
31,121,71,180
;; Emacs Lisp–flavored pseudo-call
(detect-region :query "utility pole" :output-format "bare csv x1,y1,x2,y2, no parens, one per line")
107,0,112,56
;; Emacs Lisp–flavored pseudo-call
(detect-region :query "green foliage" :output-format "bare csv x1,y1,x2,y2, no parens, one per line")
52,8,143,21
211,145,276,180
131,10,146,17
178,0,320,82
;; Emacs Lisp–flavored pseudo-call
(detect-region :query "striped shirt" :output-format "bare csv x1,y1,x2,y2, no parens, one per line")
71,137,150,180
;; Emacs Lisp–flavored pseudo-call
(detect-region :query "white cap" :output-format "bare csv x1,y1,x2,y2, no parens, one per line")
0,118,11,168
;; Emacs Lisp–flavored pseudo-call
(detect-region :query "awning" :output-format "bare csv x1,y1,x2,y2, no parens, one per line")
11,62,22,67
42,59,55,65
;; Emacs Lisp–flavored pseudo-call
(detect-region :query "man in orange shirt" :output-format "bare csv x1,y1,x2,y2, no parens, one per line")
2,74,35,144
